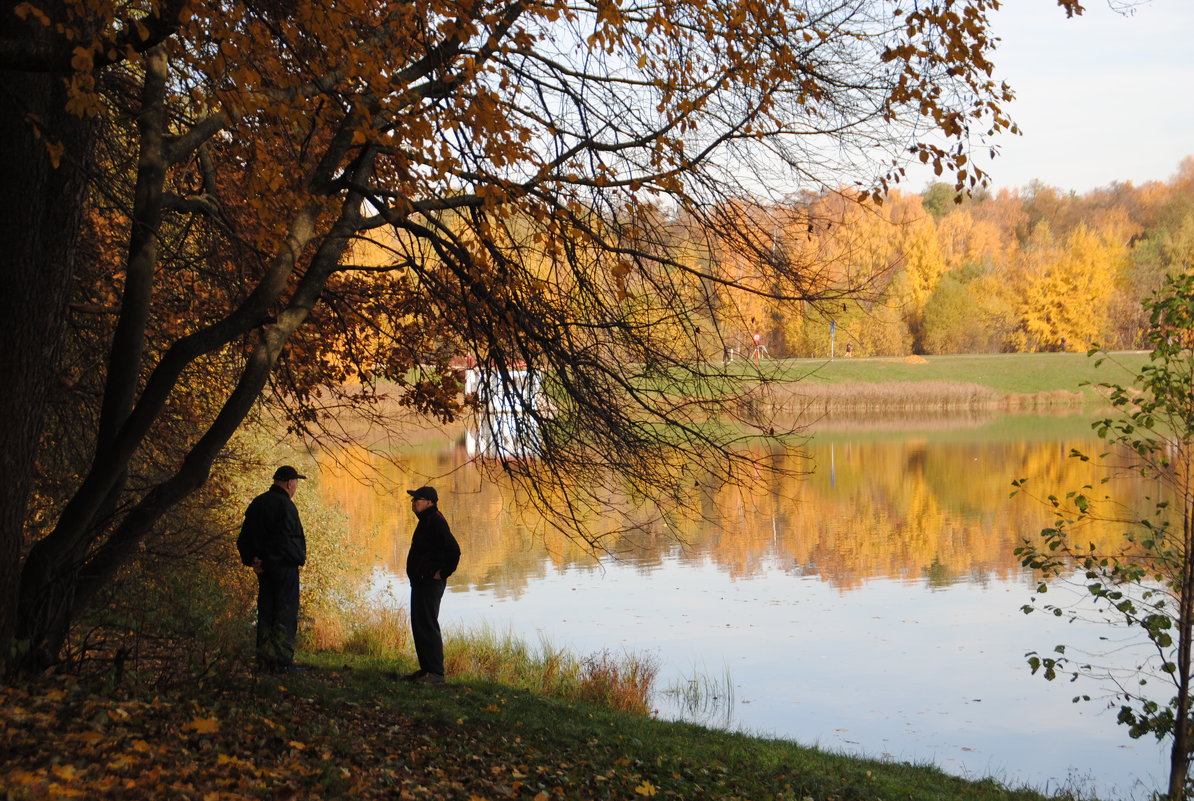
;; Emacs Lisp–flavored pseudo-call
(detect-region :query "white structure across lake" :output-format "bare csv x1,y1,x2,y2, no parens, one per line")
464,367,546,459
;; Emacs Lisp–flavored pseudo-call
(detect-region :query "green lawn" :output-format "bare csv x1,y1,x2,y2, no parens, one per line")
767,351,1150,399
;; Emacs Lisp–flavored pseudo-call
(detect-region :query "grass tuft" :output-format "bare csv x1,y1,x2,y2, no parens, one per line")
442,626,659,714
661,665,736,728
310,613,658,715
306,601,410,656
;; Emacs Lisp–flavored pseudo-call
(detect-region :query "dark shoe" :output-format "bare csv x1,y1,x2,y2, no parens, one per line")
399,669,427,682
414,672,445,685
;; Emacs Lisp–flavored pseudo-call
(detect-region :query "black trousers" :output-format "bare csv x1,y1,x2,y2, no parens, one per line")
410,578,447,675
257,564,300,671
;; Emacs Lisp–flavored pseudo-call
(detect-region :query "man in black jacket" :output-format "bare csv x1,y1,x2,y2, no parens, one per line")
237,465,307,674
403,486,461,685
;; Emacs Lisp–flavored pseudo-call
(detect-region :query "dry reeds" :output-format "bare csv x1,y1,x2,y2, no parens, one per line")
308,609,659,715
777,380,997,413
442,627,660,715
1000,389,1086,410
305,602,410,656
772,380,1085,415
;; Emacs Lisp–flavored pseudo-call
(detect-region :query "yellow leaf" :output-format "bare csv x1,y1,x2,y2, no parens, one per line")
8,769,37,785
107,754,137,771
635,781,657,797
533,793,550,801
51,763,80,781
184,716,220,734
130,739,152,752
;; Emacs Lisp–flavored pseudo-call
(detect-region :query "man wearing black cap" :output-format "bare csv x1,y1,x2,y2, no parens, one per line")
237,466,307,674
403,486,461,684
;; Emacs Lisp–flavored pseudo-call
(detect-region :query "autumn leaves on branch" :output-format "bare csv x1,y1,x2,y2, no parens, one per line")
1,0,1088,672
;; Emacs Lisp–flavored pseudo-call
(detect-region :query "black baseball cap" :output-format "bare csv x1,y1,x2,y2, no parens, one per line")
406,486,438,503
273,465,307,481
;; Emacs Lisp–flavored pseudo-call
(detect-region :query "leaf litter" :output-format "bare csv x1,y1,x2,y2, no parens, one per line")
0,667,732,801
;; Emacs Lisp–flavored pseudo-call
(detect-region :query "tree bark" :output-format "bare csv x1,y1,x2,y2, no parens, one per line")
98,45,168,453
10,126,369,670
0,5,92,673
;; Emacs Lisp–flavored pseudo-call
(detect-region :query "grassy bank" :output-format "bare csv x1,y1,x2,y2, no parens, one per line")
0,653,1096,801
763,351,1149,408
350,352,1150,433
308,605,660,716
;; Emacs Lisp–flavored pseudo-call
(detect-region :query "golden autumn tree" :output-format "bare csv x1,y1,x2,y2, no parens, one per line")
936,204,1012,278
882,191,946,349
770,189,914,357
918,203,1018,354
0,0,1086,673
1010,221,1126,352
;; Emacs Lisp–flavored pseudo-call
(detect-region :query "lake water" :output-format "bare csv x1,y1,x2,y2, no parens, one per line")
318,411,1170,800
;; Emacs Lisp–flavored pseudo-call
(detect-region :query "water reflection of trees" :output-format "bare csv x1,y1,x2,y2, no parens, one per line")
317,431,1149,595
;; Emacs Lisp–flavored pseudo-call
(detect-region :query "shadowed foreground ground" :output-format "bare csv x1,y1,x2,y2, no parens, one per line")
1,656,1086,801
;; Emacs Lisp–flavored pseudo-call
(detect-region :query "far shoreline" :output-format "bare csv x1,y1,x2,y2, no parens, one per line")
759,350,1149,405
325,351,1148,446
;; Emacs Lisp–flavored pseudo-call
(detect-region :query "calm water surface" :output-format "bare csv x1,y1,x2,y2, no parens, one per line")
321,412,1168,800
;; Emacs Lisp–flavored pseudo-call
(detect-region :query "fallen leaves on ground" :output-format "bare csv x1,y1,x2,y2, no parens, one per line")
0,669,730,801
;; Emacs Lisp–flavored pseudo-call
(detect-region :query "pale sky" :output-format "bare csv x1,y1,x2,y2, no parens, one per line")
919,0,1194,194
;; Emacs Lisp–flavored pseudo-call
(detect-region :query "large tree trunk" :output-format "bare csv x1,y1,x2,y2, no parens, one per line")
9,139,367,671
0,8,92,673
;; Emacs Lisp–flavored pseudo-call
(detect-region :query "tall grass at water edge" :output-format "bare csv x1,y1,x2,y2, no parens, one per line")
445,625,659,715
772,380,1086,413
660,665,736,729
307,606,658,715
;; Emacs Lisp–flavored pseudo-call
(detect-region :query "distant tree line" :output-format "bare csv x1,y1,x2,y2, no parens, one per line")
692,158,1194,359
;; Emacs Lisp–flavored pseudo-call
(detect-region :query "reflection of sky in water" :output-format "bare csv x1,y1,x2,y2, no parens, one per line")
376,555,1166,800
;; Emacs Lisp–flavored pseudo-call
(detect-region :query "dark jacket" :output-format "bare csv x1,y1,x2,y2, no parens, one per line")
406,505,461,582
237,485,306,568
